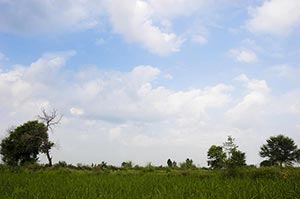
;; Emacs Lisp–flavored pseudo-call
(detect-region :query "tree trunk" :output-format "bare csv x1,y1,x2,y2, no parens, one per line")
46,149,52,167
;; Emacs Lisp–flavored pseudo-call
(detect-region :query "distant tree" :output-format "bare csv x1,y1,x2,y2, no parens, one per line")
180,158,196,169
207,145,226,169
121,161,133,169
207,136,246,169
260,135,300,167
0,121,48,166
167,158,177,168
260,160,273,167
228,148,246,168
223,136,237,159
167,159,173,167
38,108,62,166
172,160,177,167
99,161,108,169
223,136,246,169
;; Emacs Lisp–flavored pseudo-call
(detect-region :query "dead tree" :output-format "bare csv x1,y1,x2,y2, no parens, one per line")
38,108,62,166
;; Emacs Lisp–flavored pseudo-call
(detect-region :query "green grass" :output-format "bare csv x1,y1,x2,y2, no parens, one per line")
0,168,300,199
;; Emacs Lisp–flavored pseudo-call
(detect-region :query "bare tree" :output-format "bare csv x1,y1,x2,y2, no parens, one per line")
38,108,62,166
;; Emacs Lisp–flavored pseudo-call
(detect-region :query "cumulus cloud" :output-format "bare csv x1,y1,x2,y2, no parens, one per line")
107,0,184,55
247,0,300,35
1,52,300,166
229,48,257,63
0,0,104,34
0,51,233,165
226,74,270,128
0,0,223,55
70,107,84,116
148,0,207,19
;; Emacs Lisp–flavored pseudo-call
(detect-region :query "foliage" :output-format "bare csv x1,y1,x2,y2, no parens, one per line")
180,158,196,169
207,145,226,169
260,134,300,167
121,161,133,169
167,158,177,168
228,148,246,168
207,136,246,169
0,121,49,166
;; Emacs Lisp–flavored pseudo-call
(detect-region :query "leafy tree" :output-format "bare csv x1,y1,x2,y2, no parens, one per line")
167,158,177,168
260,134,300,167
207,145,226,169
180,158,196,169
223,136,246,169
207,136,246,169
167,159,173,167
0,121,48,166
99,161,108,169
172,160,177,167
228,148,246,168
121,161,133,169
260,160,273,167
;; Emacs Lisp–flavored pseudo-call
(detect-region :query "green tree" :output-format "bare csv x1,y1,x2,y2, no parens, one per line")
260,134,300,167
228,148,246,168
0,121,48,166
207,136,246,169
207,145,226,169
167,158,177,168
180,158,196,169
121,161,133,169
167,158,173,167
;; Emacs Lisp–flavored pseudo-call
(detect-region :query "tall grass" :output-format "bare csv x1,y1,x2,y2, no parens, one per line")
1,167,300,198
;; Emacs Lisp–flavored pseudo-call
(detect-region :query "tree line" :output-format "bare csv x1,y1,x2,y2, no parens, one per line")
1,111,300,168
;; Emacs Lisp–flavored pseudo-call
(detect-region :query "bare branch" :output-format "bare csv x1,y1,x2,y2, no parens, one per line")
37,108,63,131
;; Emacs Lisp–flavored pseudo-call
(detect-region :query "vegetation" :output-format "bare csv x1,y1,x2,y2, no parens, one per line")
207,136,246,169
0,121,49,166
1,165,300,199
260,134,300,167
1,115,300,198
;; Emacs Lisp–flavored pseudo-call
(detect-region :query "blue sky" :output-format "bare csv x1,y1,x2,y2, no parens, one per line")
0,0,300,166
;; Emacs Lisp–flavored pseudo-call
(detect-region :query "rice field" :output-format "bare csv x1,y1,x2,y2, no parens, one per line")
1,167,300,199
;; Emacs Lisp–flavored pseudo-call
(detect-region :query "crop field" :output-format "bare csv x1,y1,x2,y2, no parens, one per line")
1,167,300,199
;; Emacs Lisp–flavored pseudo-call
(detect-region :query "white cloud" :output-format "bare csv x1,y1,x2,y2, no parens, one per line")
148,0,207,19
1,52,300,166
247,0,300,35
107,0,184,55
0,52,233,165
229,48,257,63
226,74,271,129
0,0,104,34
270,65,300,79
70,107,84,116
0,0,222,55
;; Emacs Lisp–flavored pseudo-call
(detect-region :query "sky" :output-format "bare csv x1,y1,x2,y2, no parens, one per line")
0,0,300,167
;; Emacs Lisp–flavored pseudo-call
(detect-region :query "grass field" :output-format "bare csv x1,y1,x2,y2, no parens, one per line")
1,167,300,199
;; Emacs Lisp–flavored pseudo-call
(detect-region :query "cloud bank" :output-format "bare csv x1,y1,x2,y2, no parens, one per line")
1,52,300,166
